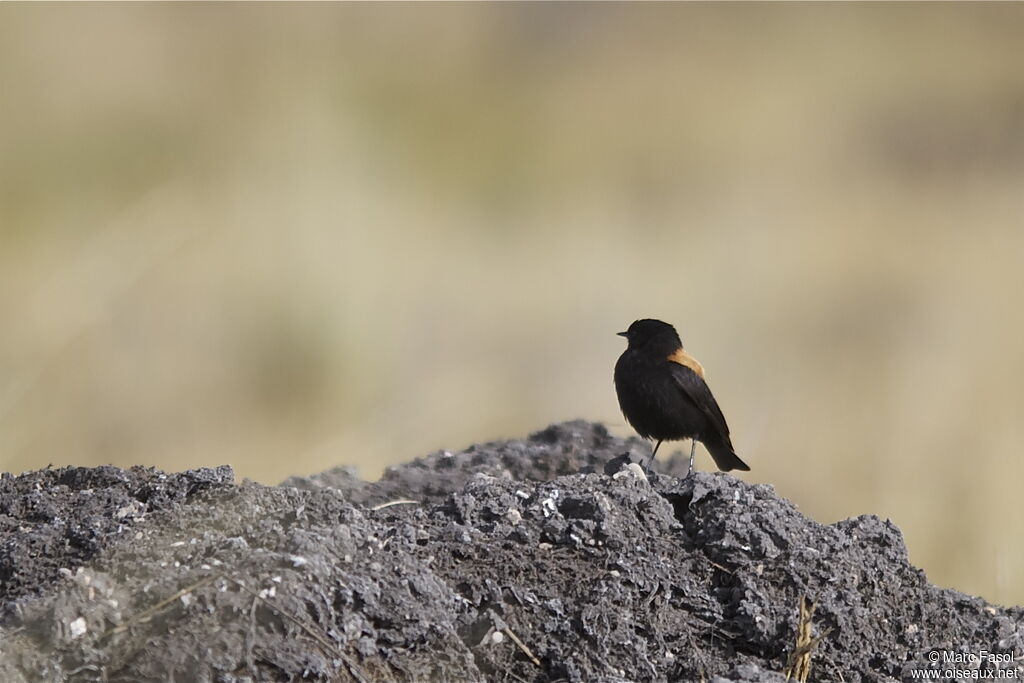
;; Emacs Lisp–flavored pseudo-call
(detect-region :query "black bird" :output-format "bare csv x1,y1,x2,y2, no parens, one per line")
614,318,750,474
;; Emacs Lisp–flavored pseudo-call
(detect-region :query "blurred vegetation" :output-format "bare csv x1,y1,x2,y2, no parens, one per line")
2,5,1023,605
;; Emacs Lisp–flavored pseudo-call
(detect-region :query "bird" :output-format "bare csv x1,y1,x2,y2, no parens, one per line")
614,318,749,474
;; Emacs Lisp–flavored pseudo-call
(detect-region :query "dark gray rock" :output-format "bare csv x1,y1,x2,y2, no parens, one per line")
0,421,1020,682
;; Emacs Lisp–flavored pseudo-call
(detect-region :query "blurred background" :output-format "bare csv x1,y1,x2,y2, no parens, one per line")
2,5,1022,605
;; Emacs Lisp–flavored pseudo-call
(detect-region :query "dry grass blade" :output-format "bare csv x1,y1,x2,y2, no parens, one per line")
102,572,222,638
223,576,371,683
369,499,420,511
784,595,833,682
104,570,369,682
503,626,542,667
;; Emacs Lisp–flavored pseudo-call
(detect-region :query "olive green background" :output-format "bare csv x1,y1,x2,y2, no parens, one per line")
2,5,1022,606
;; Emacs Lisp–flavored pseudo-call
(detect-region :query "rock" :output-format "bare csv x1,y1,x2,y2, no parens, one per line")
0,422,1020,682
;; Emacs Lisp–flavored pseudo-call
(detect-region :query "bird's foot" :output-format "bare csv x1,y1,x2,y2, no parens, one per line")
684,439,696,478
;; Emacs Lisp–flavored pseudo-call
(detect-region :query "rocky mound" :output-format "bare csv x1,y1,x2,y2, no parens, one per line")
0,421,1020,682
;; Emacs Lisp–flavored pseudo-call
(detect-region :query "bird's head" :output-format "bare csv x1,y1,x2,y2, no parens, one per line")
617,318,683,355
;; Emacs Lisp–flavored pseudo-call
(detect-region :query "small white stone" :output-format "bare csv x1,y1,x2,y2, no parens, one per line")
180,593,194,608
625,463,648,480
69,617,87,639
613,464,648,482
289,555,308,567
491,631,505,645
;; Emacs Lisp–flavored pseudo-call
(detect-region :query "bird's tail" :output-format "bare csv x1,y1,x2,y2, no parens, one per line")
705,437,751,472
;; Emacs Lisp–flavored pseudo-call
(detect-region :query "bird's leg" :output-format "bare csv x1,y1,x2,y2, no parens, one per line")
644,439,662,473
686,439,697,477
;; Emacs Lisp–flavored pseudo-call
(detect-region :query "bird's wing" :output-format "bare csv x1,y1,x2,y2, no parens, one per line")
667,361,733,446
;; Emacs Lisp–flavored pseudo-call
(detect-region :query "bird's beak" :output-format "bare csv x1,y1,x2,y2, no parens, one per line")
616,331,628,338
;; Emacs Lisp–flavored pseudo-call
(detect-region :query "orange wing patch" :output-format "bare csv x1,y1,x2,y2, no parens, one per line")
668,347,705,378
